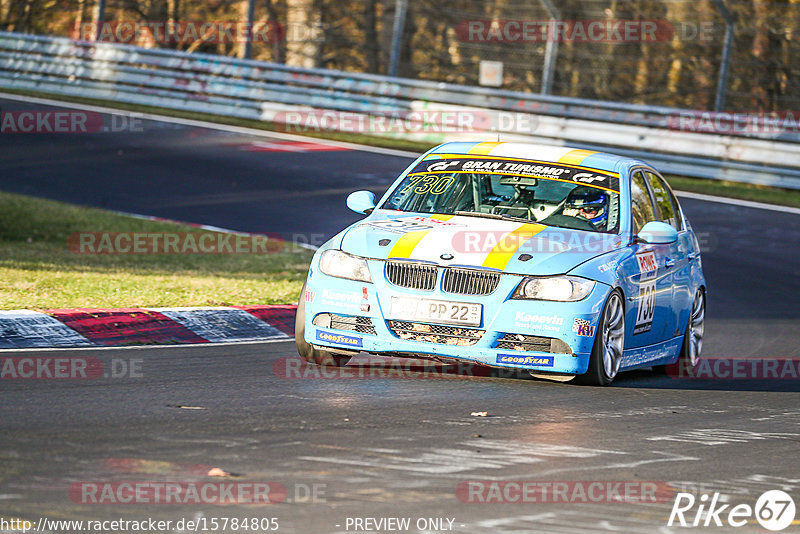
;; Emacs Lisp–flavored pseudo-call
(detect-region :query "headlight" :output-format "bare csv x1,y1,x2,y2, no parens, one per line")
318,249,373,283
512,276,595,302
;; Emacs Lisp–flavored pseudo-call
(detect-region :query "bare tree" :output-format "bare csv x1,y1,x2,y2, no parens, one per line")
286,0,318,67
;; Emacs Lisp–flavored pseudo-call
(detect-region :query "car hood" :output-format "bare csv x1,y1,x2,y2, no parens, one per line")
339,211,623,276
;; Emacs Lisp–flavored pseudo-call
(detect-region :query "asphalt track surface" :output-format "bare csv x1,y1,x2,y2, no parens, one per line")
2,97,800,533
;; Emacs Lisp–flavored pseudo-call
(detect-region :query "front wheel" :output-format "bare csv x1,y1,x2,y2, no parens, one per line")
295,282,352,367
576,290,625,386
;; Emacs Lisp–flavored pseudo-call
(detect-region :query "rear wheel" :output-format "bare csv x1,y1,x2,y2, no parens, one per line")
295,283,352,367
685,289,705,365
577,290,625,386
654,288,704,375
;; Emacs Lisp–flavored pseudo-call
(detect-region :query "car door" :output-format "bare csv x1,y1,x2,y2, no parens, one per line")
625,170,673,347
645,170,692,339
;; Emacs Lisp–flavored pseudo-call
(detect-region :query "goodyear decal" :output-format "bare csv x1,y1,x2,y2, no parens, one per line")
316,330,363,348
406,156,619,193
496,354,555,367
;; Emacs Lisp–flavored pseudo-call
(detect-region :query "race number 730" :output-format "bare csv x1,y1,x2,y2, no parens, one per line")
634,251,658,334
400,175,455,195
636,281,656,325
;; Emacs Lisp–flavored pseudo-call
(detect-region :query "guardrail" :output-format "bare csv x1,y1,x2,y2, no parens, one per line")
1,30,799,189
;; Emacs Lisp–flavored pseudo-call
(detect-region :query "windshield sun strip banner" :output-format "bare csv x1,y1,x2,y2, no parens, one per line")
423,153,619,177
416,155,620,194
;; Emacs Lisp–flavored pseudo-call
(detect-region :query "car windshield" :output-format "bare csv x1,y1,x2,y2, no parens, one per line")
382,156,621,233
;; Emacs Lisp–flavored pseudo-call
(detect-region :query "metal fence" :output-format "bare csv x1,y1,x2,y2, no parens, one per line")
1,30,799,189
4,0,799,114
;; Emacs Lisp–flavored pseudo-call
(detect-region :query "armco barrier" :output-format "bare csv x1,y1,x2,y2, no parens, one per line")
1,31,799,189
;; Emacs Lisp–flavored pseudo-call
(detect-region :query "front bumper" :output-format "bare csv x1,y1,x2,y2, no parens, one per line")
303,259,611,375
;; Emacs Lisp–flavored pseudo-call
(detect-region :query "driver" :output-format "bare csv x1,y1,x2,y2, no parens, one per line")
563,186,608,228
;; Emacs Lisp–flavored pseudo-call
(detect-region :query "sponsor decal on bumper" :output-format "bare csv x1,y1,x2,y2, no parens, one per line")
496,354,554,367
572,318,596,337
513,311,564,332
315,329,363,348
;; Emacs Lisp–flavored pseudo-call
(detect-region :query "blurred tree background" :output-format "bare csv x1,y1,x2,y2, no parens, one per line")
0,0,797,111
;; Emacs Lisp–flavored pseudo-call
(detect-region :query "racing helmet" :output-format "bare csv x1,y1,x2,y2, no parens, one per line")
565,186,608,227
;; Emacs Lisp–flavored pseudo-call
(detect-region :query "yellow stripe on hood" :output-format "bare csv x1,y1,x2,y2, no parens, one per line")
481,223,546,270
387,215,453,259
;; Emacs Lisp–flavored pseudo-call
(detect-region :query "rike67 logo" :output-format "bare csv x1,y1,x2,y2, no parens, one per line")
668,490,796,531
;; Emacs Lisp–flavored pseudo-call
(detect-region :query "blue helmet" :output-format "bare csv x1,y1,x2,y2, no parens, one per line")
566,186,608,227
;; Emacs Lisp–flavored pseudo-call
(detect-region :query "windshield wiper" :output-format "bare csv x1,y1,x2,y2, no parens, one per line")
454,211,532,224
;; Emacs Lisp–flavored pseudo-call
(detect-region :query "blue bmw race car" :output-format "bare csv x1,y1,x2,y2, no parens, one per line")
295,142,706,385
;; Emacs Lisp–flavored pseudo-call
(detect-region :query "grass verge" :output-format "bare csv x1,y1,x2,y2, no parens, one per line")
5,87,800,208
0,191,313,309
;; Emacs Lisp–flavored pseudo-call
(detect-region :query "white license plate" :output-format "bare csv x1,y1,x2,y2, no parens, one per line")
389,297,482,327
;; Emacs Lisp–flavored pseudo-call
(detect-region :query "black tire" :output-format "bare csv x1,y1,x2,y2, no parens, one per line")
654,288,704,375
295,282,352,367
575,290,625,386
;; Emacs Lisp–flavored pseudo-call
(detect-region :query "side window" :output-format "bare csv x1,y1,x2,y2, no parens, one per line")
646,171,680,230
630,171,656,233
667,185,684,230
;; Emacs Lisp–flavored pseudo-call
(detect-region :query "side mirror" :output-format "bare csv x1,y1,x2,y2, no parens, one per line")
636,221,678,244
346,190,376,215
